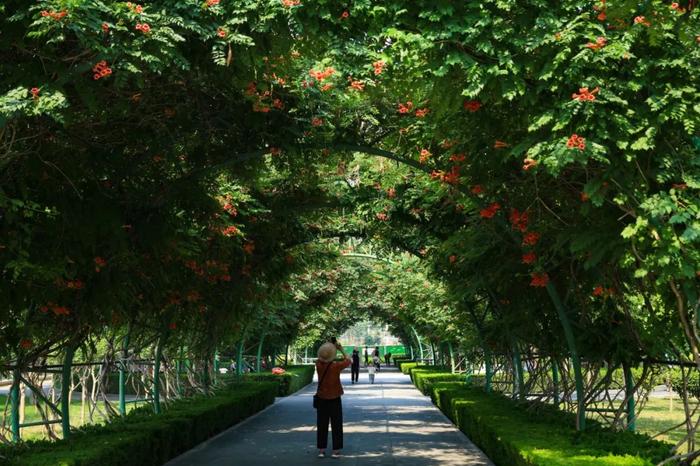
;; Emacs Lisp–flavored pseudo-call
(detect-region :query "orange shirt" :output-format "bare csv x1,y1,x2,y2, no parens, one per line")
316,358,351,399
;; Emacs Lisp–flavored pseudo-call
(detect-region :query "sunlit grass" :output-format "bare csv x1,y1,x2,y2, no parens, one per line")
0,393,145,441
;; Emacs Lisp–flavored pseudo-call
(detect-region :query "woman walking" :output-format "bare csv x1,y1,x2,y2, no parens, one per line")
315,340,351,459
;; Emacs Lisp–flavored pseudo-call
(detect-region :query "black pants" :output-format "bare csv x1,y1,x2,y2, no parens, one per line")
317,397,343,450
351,364,359,382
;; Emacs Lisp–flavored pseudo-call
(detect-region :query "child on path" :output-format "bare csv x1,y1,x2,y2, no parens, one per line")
368,363,376,384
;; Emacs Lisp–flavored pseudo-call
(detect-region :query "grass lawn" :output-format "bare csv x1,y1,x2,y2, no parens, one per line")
0,393,146,441
636,396,695,447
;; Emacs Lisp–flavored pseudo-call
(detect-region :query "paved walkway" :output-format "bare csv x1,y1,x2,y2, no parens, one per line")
165,367,493,466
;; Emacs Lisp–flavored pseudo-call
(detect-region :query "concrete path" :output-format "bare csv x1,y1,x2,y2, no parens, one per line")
165,367,493,466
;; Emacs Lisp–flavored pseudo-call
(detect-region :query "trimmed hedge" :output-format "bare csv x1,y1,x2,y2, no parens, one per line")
422,379,672,466
242,365,314,396
411,370,465,395
392,356,412,368
3,382,278,466
399,361,420,374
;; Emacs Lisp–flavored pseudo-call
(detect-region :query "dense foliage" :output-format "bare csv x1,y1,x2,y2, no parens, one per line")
1,0,699,460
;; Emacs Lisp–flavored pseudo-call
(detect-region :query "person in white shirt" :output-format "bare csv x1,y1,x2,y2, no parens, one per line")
368,363,376,384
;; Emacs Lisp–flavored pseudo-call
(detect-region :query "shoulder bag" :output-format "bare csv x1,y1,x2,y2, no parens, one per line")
313,362,332,409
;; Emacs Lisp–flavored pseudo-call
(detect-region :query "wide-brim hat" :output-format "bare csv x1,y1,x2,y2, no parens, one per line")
317,342,337,362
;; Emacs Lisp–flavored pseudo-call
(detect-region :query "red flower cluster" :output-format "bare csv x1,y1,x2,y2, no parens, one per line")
320,83,333,92
415,108,430,118
397,101,414,114
530,272,549,287
185,259,231,282
221,225,239,236
449,254,457,264
521,252,537,264
206,0,220,6
217,27,227,38
450,153,466,163
135,23,151,33
480,202,501,219
40,302,71,316
41,10,68,20
387,187,396,198
494,140,509,149
566,134,586,151
269,147,282,156
127,2,144,13
340,10,349,19
311,117,324,127
470,185,484,195
102,22,110,33
65,279,84,290
309,67,335,81
594,0,607,21
282,0,301,7
509,209,529,232
348,79,364,91
571,87,599,101
272,367,286,375
463,100,482,112
419,148,431,163
522,231,540,246
20,339,33,350
584,37,607,51
372,60,385,75
592,285,615,298
92,61,112,80
431,166,461,185
376,212,388,221
30,87,40,99
671,2,687,13
243,241,255,254
94,256,107,272
522,158,537,171
634,16,650,26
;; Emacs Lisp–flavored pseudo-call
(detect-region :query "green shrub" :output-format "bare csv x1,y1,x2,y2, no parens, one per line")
429,384,672,466
399,361,420,374
242,365,314,396
411,370,465,395
408,365,449,382
3,382,278,466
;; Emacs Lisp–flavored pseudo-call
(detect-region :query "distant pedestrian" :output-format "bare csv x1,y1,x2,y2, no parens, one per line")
351,347,360,384
372,354,381,372
364,348,369,367
384,352,391,365
315,340,351,459
368,362,376,384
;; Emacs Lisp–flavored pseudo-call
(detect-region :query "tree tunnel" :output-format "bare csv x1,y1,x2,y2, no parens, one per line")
1,1,699,459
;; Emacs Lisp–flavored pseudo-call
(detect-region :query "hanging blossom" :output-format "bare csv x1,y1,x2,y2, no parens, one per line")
522,231,541,246
397,101,414,114
415,107,430,118
584,37,607,51
566,134,586,151
530,272,549,287
480,202,501,219
463,100,482,112
522,252,537,264
509,209,529,232
372,60,385,75
572,87,600,101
